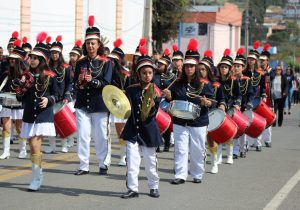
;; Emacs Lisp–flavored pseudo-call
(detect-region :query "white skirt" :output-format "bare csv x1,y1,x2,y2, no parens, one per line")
21,122,56,138
110,114,127,123
0,107,24,120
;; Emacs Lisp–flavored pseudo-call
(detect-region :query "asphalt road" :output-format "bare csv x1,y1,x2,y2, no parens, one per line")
0,105,300,210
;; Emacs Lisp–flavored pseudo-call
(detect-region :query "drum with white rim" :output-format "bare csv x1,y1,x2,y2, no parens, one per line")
0,92,22,107
168,100,201,120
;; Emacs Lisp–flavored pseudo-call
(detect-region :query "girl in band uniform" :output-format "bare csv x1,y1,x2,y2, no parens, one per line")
232,48,254,158
0,38,28,160
73,16,112,176
45,35,73,153
15,32,58,191
163,39,214,184
120,47,163,199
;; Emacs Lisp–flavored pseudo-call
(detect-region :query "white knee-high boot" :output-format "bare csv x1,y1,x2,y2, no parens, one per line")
45,137,56,153
216,144,223,164
0,131,11,159
61,139,68,153
225,141,233,164
209,146,218,174
18,138,27,159
28,153,43,191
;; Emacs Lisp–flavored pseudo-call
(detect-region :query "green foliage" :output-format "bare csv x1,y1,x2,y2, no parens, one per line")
152,0,190,51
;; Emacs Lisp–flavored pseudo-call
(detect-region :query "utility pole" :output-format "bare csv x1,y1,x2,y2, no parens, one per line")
245,0,249,57
143,0,153,55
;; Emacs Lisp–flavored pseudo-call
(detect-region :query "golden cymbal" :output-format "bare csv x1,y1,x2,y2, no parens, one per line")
102,85,131,119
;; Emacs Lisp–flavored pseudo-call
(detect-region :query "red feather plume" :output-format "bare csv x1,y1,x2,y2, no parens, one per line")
12,31,19,38
56,35,62,42
237,48,245,55
75,40,82,47
113,38,123,48
172,44,178,52
13,39,21,47
139,38,147,47
263,43,271,52
223,48,230,56
139,46,147,56
36,32,48,43
22,37,28,43
46,36,52,44
88,15,95,27
204,50,213,58
187,38,198,51
163,48,170,56
253,40,260,50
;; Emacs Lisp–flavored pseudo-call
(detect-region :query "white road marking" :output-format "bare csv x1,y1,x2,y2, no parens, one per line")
263,169,300,210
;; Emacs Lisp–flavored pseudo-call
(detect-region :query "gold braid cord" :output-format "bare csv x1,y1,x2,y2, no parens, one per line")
31,153,43,167
141,83,156,122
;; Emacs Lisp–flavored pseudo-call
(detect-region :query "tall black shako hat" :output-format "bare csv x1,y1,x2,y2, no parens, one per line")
136,46,154,72
184,38,200,65
234,48,246,66
9,39,27,61
200,50,214,69
70,40,83,56
134,38,147,56
8,31,19,45
259,43,271,60
51,35,63,52
108,38,125,63
85,15,100,41
248,40,260,60
21,37,32,53
158,48,171,66
29,32,51,62
218,48,233,67
172,44,184,61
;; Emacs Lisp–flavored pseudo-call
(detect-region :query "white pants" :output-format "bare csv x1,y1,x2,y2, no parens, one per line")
173,124,207,180
126,141,159,192
248,135,262,147
233,134,248,155
76,109,110,171
261,126,272,143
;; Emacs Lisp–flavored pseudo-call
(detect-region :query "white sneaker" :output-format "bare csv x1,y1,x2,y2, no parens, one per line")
45,147,56,154
211,164,218,174
0,152,10,160
118,156,126,166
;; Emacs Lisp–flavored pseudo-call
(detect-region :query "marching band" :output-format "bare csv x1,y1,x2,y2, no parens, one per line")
0,15,279,198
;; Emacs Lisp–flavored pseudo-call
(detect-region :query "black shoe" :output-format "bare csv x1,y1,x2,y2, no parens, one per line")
284,111,286,115
240,152,246,158
265,142,272,148
250,144,255,148
163,146,170,152
170,178,185,185
233,154,238,159
99,166,108,175
256,146,262,152
156,147,161,153
149,189,160,198
288,111,291,115
74,170,89,175
193,178,202,183
121,190,139,199
10,140,14,144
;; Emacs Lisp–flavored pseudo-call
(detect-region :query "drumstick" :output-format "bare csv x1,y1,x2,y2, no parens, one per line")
187,93,218,103
166,78,177,90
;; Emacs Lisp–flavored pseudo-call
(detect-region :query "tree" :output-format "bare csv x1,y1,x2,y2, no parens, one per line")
152,0,191,51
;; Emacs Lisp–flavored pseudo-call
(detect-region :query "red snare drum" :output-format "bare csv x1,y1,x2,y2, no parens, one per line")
227,108,249,138
208,109,238,144
243,110,266,138
156,108,171,134
253,99,276,128
54,104,77,138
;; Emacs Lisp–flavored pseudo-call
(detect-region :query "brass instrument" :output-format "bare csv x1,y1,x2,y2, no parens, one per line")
141,83,156,122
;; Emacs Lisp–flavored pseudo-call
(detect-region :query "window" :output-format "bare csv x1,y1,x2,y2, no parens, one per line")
198,23,208,35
